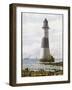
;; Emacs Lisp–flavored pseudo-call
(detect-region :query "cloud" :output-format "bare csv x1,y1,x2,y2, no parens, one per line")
22,12,63,60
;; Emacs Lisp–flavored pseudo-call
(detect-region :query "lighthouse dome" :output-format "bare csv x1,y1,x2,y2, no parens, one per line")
44,18,48,23
42,18,49,29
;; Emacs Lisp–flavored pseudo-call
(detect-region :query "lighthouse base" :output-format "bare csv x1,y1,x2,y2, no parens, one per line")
40,55,54,63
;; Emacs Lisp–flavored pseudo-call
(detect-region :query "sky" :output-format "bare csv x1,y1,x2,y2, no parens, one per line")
22,12,63,61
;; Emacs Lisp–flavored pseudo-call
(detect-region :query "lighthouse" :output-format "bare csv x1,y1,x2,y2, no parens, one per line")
40,18,54,62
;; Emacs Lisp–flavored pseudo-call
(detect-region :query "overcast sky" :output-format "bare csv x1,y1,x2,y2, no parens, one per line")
22,12,63,61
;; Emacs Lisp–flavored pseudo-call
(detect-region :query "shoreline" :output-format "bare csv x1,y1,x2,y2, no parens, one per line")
22,68,63,77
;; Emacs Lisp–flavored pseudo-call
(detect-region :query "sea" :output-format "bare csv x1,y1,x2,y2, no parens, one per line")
22,58,63,71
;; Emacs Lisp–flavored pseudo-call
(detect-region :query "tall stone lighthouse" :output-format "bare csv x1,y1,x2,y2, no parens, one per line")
40,18,54,63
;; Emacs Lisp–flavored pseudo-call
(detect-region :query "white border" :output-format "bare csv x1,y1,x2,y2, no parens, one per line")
16,7,68,83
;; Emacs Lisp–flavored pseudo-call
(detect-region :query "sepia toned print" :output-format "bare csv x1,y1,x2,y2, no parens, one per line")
21,12,63,77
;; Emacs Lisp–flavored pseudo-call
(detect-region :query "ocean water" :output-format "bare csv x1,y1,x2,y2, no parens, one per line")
22,58,63,71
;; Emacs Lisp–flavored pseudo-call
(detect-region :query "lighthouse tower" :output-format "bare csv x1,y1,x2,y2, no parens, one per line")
40,18,54,62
